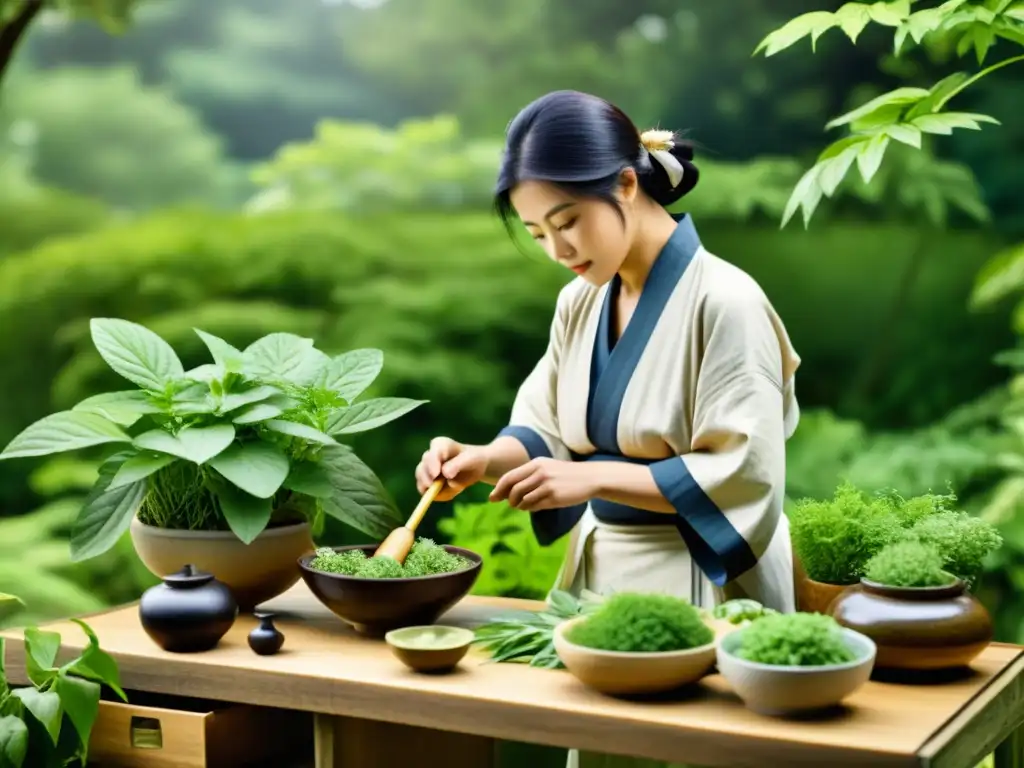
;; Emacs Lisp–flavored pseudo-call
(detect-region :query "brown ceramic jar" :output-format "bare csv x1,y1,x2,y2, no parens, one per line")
828,578,993,671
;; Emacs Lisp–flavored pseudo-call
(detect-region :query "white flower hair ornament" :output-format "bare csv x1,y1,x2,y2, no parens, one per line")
640,129,685,189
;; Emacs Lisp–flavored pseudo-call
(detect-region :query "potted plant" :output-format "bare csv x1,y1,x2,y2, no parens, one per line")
829,524,1001,672
0,318,425,609
715,611,876,716
787,482,901,613
787,483,964,614
0,593,126,767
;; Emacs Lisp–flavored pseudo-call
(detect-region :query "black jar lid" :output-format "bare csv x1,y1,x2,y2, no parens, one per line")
163,564,216,589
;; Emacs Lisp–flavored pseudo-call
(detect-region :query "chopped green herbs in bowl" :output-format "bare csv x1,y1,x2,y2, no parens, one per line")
298,539,481,636
716,612,876,715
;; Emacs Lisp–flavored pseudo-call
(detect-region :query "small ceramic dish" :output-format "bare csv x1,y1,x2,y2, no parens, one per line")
385,625,475,673
715,627,876,716
552,616,719,696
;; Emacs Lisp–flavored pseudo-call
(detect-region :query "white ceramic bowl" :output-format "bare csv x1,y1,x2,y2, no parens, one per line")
553,616,720,695
716,627,876,716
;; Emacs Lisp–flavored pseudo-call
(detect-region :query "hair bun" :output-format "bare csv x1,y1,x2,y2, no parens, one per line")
638,128,698,206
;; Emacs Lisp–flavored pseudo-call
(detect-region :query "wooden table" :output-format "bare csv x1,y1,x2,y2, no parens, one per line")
3,582,1023,768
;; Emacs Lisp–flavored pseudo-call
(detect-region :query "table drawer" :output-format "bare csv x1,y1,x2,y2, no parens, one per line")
88,692,311,767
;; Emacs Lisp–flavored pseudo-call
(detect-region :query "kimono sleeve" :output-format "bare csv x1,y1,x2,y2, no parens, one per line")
649,287,800,587
495,292,586,544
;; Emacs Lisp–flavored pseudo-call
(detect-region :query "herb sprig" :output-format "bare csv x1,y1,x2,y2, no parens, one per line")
472,589,605,669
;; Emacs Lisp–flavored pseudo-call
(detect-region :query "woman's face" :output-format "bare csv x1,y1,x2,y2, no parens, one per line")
510,172,638,286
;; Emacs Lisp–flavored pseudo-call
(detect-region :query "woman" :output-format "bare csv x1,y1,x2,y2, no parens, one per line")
415,90,800,766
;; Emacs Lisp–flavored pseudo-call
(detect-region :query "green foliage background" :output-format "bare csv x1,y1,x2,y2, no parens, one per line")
0,0,1022,663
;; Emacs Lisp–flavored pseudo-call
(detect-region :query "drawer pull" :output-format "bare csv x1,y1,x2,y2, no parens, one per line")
130,716,163,749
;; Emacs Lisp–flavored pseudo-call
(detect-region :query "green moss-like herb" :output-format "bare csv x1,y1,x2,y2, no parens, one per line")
887,490,956,528
564,592,714,653
734,612,856,667
864,540,954,587
787,482,902,585
905,511,1003,587
309,538,470,578
403,538,470,576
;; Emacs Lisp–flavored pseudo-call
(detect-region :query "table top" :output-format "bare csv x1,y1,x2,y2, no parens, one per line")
3,583,1022,768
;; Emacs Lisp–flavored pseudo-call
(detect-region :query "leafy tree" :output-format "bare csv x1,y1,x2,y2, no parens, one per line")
1,65,237,208
753,0,1023,228
0,0,140,85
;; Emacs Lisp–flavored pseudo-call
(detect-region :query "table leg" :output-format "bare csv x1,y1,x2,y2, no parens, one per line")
313,712,496,768
994,723,1023,768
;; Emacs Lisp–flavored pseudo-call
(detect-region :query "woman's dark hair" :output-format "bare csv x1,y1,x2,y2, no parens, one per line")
494,90,699,231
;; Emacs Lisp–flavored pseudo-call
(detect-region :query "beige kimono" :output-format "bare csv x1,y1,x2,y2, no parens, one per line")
495,214,801,767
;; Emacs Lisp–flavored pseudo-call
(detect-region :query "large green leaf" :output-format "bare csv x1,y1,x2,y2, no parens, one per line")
23,628,60,688
90,318,185,390
69,457,147,562
193,329,243,372
107,452,176,490
64,619,127,702
317,349,383,403
282,461,334,498
262,419,336,445
219,385,280,414
318,444,402,539
134,424,235,465
53,673,100,753
325,397,426,435
0,412,130,460
0,715,28,768
243,333,325,384
208,442,289,499
72,390,162,427
232,403,285,424
11,689,61,744
210,477,272,544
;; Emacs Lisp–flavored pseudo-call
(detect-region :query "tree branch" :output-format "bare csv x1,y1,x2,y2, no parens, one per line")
0,0,44,86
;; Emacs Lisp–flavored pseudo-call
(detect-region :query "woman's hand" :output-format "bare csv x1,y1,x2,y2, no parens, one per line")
415,436,489,502
489,458,597,512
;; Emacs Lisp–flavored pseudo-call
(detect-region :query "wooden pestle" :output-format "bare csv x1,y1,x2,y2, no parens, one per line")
373,478,445,564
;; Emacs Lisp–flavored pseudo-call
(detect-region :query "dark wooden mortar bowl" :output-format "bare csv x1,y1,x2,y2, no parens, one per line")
297,545,483,636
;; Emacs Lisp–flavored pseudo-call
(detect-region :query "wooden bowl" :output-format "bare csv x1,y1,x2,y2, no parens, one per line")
716,626,876,716
297,545,482,636
385,625,475,672
552,616,719,696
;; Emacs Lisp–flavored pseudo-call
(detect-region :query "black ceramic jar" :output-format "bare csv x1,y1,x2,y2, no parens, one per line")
139,564,239,653
248,612,285,656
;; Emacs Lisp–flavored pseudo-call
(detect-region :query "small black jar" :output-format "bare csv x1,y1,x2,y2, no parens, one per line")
139,564,238,653
248,612,285,656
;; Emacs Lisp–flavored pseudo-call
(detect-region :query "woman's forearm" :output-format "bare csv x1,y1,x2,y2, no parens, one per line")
589,461,676,515
471,436,531,485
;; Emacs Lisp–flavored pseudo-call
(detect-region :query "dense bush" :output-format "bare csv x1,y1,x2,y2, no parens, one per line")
0,207,1011,522
0,188,109,257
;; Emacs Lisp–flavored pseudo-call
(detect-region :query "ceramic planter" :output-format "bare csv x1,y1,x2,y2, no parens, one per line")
796,576,851,615
716,626,876,716
828,578,993,671
551,616,720,696
130,517,314,611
